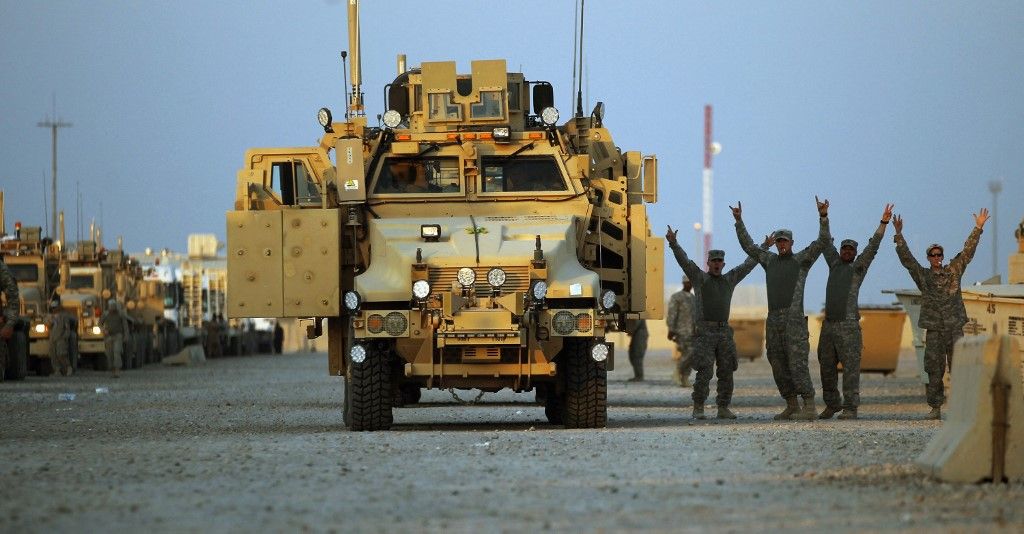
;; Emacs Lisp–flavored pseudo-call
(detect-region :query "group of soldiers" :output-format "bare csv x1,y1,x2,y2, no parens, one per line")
660,197,988,421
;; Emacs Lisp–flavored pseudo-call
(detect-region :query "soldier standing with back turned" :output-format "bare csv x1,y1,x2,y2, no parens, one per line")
667,277,696,387
100,299,127,377
48,299,73,376
893,208,988,419
817,203,893,420
0,257,20,372
733,197,831,421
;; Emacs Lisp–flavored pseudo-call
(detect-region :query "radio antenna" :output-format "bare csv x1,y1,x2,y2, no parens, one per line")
341,51,350,120
574,0,586,118
571,0,579,114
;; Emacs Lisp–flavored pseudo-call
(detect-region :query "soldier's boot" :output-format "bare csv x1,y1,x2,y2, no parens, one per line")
717,406,737,419
773,397,800,420
837,408,858,420
692,404,706,420
680,375,691,388
927,407,941,420
112,368,121,378
791,397,817,421
672,368,682,386
818,406,840,420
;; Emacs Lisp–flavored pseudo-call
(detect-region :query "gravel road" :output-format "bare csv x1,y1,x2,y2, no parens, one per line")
1,349,1022,533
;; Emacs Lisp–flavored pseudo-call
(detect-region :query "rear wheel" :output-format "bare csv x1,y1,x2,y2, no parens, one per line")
561,339,607,429
6,330,29,381
345,343,393,431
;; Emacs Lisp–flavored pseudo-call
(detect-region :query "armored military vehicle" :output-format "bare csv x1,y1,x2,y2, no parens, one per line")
227,1,663,429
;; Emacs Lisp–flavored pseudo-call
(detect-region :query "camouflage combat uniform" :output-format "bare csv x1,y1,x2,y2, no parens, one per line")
895,226,982,408
49,310,73,375
736,216,829,403
625,319,648,380
669,242,761,409
0,260,20,370
666,288,696,381
818,226,885,412
100,304,127,373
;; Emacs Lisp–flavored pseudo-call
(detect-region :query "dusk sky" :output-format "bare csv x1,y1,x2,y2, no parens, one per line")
2,1,1022,309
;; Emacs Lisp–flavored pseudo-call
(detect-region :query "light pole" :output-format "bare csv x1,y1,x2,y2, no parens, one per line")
989,179,1002,278
693,222,703,264
38,114,72,239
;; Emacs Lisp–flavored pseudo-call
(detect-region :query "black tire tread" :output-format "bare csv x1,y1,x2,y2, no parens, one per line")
561,339,607,429
347,344,393,431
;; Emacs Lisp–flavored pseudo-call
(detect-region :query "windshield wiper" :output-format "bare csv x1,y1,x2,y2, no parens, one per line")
502,141,535,160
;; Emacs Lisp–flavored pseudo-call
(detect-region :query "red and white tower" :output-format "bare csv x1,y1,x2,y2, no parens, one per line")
702,105,716,265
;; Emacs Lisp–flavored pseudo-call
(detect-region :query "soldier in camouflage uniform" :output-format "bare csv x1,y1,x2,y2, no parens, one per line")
667,277,696,387
817,204,894,420
0,257,20,374
100,299,127,377
625,319,648,382
666,226,768,419
893,208,988,419
733,197,830,421
48,299,73,376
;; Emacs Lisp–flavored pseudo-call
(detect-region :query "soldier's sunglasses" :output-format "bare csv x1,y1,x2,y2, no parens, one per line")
928,253,943,257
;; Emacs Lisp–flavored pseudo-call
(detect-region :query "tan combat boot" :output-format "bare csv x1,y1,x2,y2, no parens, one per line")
717,406,737,419
692,404,706,420
837,408,858,420
791,397,817,421
773,397,800,420
927,407,941,420
818,406,840,420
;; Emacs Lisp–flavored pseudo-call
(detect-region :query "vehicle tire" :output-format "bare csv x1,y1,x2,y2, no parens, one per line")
346,342,393,431
7,330,29,381
342,373,353,428
561,339,607,429
37,357,54,377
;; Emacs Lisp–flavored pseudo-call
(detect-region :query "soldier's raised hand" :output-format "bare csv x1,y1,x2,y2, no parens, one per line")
974,207,990,229
665,225,679,245
881,203,894,223
893,214,903,234
729,202,742,221
815,195,829,217
762,233,775,248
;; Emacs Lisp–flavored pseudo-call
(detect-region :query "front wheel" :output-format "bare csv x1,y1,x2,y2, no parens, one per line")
561,339,607,429
344,342,393,431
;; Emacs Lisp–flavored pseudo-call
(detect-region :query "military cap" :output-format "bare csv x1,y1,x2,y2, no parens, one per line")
926,243,943,256
840,239,858,249
774,229,793,241
707,249,725,261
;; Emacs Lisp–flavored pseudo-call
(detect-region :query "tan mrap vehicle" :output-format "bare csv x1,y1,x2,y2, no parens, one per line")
227,2,662,430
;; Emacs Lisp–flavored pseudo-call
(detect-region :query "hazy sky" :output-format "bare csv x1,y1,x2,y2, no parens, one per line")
2,1,1022,309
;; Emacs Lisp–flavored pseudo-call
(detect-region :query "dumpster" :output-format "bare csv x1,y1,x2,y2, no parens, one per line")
730,317,765,361
816,306,906,375
961,284,1024,385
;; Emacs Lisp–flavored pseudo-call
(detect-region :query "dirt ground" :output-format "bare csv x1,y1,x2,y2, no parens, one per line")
1,348,1022,533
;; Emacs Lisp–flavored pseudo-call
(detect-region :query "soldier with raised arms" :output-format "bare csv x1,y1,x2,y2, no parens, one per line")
665,226,766,420
817,203,894,420
893,208,988,419
733,197,831,421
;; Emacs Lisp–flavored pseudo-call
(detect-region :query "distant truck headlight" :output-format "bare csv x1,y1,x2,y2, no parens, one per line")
34,323,47,334
412,280,431,300
591,342,609,363
91,326,102,335
540,106,559,126
343,291,362,311
487,268,506,288
600,290,617,311
382,109,402,129
350,344,366,364
457,267,476,288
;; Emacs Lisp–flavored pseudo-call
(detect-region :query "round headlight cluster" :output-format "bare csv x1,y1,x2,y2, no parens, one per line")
487,268,506,288
575,313,593,332
540,106,559,127
552,310,576,336
350,344,367,364
382,109,402,129
601,290,617,311
366,314,385,334
92,326,102,335
318,107,333,128
457,267,476,288
412,280,431,300
384,312,408,336
343,291,361,311
531,280,548,300
590,343,609,363
34,323,47,334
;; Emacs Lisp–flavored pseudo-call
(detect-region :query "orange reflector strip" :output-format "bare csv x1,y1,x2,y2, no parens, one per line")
528,132,544,139
463,133,477,140
396,134,412,141
479,133,493,140
446,133,459,140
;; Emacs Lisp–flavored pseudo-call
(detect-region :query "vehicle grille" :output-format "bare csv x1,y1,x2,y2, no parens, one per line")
427,265,530,295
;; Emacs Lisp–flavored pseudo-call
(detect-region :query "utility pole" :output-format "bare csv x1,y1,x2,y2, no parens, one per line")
989,178,1003,277
38,114,72,240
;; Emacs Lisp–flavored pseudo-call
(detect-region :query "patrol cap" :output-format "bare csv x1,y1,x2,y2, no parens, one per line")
774,229,793,241
926,243,943,256
840,239,858,249
107,298,117,307
707,249,725,261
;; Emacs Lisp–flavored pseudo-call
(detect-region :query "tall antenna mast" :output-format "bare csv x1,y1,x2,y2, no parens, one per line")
38,100,72,241
702,105,715,265
346,0,364,117
575,0,586,118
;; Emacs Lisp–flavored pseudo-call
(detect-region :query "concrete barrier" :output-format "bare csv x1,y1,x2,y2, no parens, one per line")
917,335,1024,483
162,344,206,366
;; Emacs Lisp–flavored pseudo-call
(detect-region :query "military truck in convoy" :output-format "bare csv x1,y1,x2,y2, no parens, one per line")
227,1,663,429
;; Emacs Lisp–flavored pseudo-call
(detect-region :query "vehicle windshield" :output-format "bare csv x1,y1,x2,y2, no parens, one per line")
481,156,567,193
373,157,460,195
6,263,39,282
67,274,96,290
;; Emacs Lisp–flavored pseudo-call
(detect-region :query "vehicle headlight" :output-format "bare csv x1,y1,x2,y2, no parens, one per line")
487,268,506,288
384,312,408,336
540,106,559,126
92,326,102,335
382,109,402,129
492,127,511,142
552,311,576,336
575,313,593,332
366,314,385,334
350,344,367,364
531,280,548,300
590,342,609,362
34,323,47,334
601,290,617,311
420,224,441,240
317,107,332,128
412,280,431,299
343,291,361,311
457,267,476,288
